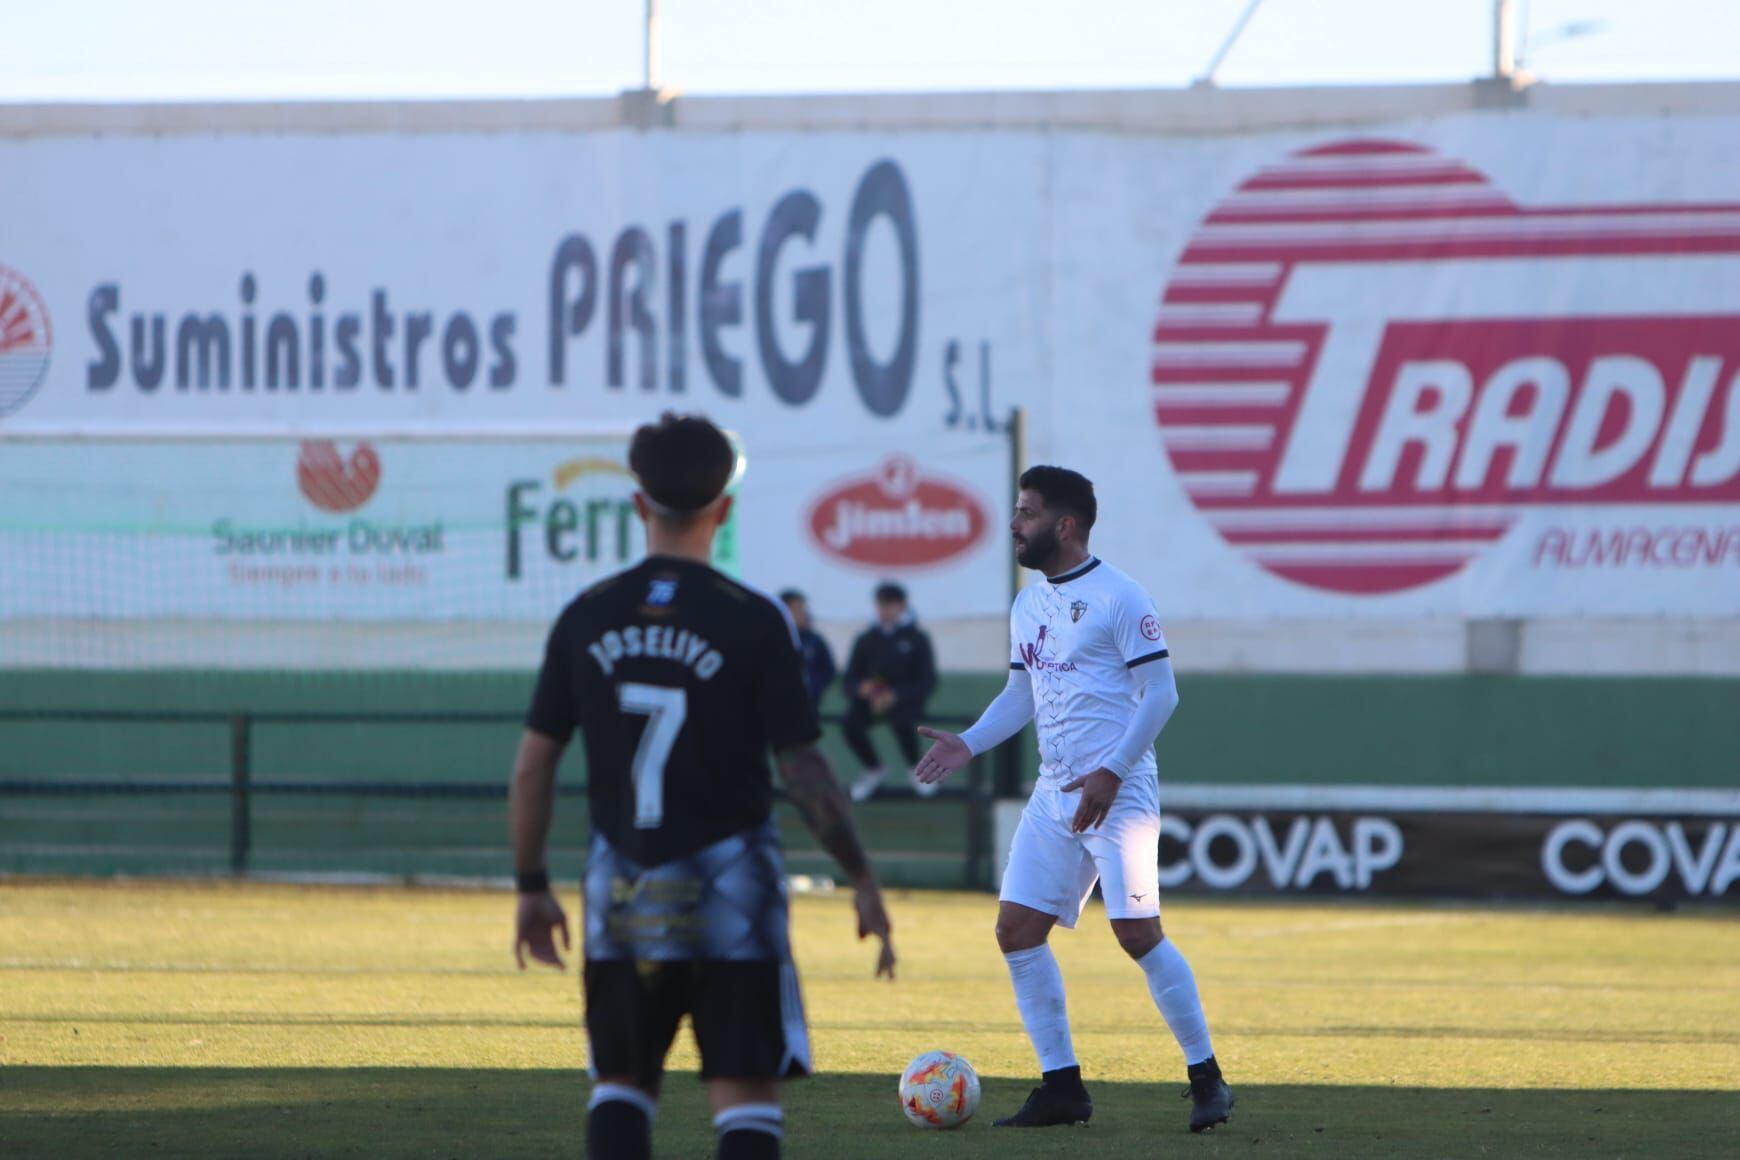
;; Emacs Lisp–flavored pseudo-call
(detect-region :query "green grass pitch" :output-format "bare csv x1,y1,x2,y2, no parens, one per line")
2,880,1736,1157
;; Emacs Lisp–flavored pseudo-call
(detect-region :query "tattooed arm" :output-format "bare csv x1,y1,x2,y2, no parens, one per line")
778,743,896,979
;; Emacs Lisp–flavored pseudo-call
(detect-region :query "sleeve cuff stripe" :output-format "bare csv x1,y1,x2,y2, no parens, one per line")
1125,648,1170,669
1009,662,1026,670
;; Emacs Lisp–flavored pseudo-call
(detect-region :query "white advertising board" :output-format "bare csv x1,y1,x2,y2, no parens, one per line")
0,432,1010,624
2,114,1736,622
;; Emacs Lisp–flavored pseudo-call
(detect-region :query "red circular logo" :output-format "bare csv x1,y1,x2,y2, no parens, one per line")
807,455,989,569
0,265,53,418
297,441,382,512
1140,615,1162,641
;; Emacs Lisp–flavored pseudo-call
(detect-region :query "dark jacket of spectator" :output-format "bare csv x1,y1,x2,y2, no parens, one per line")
843,614,937,712
797,626,836,707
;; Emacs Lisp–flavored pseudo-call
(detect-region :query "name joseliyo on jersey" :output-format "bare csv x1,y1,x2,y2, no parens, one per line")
587,625,724,679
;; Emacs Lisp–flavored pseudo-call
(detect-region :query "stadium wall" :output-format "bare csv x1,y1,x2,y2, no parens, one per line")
4,669,1732,791
4,81,1740,678
2,83,1736,891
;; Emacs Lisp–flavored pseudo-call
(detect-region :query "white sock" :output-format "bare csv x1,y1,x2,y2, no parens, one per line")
714,1102,783,1140
1004,944,1077,1073
1137,938,1213,1065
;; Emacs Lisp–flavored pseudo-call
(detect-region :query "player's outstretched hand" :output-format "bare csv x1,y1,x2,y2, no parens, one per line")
514,890,571,971
1060,768,1122,832
913,727,971,785
853,877,897,980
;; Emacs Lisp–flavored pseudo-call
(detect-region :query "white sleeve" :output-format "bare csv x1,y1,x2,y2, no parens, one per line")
1103,657,1179,778
1113,581,1170,669
959,668,1036,757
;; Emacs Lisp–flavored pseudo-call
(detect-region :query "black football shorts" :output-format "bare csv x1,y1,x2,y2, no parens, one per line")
582,821,810,1085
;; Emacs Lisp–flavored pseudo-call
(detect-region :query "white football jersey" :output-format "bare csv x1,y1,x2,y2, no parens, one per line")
1009,557,1170,784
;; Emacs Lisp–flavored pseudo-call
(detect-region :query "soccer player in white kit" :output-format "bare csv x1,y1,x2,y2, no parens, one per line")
914,465,1233,1133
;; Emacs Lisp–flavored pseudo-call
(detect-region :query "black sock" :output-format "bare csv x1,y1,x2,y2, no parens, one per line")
715,1104,782,1159
716,1128,780,1159
587,1099,651,1160
1042,1064,1084,1090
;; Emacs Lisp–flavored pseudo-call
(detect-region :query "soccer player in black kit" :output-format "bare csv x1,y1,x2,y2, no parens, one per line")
509,413,896,1160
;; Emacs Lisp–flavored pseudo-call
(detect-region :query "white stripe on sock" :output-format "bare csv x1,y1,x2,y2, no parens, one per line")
715,1102,784,1139
588,1082,657,1120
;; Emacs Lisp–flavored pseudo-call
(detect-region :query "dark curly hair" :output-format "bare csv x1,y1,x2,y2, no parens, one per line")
627,412,736,515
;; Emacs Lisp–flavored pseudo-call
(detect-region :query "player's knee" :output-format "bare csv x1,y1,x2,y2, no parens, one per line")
1112,919,1162,960
995,915,1045,954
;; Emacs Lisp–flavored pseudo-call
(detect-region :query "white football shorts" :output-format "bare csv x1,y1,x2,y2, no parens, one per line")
999,774,1162,928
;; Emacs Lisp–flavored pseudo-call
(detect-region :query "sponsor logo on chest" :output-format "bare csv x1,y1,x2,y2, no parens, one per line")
1017,622,1078,673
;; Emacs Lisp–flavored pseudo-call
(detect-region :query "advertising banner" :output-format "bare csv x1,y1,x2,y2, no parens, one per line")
0,433,1009,622
1153,809,1739,903
2,113,1737,620
994,791,1740,903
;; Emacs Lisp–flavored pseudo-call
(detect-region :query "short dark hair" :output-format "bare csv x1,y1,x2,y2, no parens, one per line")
778,588,806,604
1019,465,1097,535
628,412,736,514
874,582,907,605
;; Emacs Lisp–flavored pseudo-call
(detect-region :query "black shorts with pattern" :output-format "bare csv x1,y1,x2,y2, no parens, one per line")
582,820,810,1084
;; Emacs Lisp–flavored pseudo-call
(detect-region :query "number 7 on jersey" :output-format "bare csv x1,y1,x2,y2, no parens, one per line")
618,683,688,829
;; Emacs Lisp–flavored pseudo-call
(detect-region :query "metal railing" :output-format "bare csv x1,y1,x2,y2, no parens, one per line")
0,708,1019,888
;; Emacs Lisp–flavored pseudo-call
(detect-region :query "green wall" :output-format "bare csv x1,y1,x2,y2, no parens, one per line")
2,669,1734,789
3,669,1732,881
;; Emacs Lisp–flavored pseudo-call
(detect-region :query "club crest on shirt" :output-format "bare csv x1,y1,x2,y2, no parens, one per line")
640,576,682,616
1069,600,1088,623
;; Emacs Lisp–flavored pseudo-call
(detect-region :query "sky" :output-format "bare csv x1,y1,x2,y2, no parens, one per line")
1,0,1736,101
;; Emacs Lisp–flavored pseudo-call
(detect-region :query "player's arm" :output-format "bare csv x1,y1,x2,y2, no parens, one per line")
509,729,572,970
510,728,563,888
1063,658,1179,832
511,618,579,971
914,667,1034,785
763,601,895,978
1102,657,1179,778
1063,589,1180,831
777,744,897,979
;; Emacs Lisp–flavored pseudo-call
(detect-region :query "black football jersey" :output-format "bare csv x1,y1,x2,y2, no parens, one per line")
526,555,821,866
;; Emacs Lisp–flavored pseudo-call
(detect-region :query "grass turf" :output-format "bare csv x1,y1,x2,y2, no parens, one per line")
1,880,1736,1157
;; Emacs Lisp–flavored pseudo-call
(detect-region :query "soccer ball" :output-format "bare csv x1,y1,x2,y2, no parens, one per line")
898,1050,981,1129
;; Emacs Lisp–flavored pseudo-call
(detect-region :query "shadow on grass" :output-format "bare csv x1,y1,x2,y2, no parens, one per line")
1,1068,1736,1159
